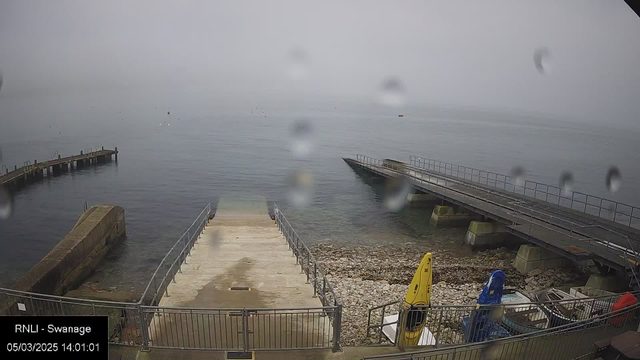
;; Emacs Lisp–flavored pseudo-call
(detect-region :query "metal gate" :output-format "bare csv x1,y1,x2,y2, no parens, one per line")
141,306,339,351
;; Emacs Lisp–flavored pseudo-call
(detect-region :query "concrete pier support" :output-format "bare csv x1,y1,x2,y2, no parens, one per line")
465,221,507,246
512,244,571,275
429,205,481,227
406,193,438,208
62,163,69,172
52,164,61,175
585,274,627,292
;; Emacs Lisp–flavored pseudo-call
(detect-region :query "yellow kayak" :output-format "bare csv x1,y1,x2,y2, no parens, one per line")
402,252,433,346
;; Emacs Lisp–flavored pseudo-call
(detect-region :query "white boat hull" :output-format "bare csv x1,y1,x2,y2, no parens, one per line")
381,313,436,346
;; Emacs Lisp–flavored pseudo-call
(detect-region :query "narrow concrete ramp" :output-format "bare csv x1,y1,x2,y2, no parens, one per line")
148,196,330,350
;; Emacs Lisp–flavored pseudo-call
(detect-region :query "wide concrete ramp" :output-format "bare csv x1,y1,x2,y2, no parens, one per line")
148,196,331,349
159,196,319,308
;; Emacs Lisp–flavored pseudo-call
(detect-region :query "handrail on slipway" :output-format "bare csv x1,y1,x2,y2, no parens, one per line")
0,202,343,352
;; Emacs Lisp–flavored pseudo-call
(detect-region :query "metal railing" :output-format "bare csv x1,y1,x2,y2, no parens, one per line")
139,203,212,307
1,202,340,352
0,204,214,349
366,290,636,349
507,201,640,287
0,287,144,346
356,154,384,167
273,204,342,351
408,155,640,229
0,148,114,185
364,301,640,360
354,154,640,279
273,204,341,309
141,305,337,350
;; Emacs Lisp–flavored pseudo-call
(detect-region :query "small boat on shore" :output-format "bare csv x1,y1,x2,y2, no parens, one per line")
501,289,549,334
536,288,592,327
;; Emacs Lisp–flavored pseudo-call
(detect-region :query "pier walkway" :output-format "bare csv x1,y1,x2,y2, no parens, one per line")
0,147,118,189
344,155,640,278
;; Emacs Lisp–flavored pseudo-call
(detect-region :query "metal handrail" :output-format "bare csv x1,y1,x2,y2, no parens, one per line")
508,201,639,256
140,305,338,311
508,201,640,287
355,154,640,274
513,209,640,289
369,288,640,313
364,301,640,359
272,204,342,351
0,286,140,307
273,204,341,307
139,203,212,306
409,155,640,228
365,288,640,350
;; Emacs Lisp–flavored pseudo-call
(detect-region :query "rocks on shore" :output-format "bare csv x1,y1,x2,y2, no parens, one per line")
311,243,586,346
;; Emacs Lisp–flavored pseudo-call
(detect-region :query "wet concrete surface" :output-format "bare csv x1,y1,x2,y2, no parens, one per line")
146,196,329,350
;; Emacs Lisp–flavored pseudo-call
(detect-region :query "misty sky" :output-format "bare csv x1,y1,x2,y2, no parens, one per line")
1,1,639,128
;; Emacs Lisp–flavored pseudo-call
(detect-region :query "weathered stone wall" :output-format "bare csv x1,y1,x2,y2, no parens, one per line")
14,205,125,295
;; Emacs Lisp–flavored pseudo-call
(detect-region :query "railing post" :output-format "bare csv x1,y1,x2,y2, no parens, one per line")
396,304,407,351
28,295,37,315
237,308,249,352
305,252,310,282
139,304,150,351
323,277,327,306
570,192,575,209
312,263,317,298
332,304,343,352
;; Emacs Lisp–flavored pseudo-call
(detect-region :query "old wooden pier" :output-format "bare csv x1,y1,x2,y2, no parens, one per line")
0,147,118,190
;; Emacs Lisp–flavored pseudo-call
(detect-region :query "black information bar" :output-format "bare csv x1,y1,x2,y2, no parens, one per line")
0,316,108,359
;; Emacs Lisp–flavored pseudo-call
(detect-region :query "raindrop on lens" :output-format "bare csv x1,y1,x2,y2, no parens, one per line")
533,47,552,74
510,166,526,187
287,47,309,80
290,119,313,159
0,187,12,220
559,171,574,194
286,170,314,209
383,177,413,212
379,77,406,107
606,166,621,193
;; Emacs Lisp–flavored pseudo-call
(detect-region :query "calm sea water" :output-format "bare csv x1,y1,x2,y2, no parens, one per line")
1,90,639,291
